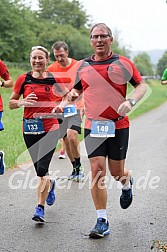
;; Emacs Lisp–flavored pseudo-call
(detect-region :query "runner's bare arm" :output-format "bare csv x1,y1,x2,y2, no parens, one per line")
53,88,82,113
68,88,82,102
117,80,147,116
9,92,38,109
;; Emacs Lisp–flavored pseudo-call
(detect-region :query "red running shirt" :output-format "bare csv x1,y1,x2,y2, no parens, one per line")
0,60,10,111
47,59,84,109
74,53,142,129
14,71,65,132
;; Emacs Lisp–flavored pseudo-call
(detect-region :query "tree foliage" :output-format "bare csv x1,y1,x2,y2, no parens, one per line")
38,0,89,30
156,51,167,77
0,0,39,62
0,0,131,63
133,52,153,76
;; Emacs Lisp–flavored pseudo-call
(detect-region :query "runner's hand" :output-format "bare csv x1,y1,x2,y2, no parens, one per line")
117,100,133,116
68,90,79,102
52,106,64,113
18,92,38,107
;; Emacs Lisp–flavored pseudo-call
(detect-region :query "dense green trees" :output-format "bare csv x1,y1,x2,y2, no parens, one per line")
156,51,167,77
0,0,130,63
38,0,89,29
133,52,153,76
1,0,166,76
0,0,39,62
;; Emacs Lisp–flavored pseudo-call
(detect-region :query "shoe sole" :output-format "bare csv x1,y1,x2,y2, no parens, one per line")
68,176,75,180
89,230,110,238
73,176,85,182
120,195,133,209
32,216,45,223
47,195,55,206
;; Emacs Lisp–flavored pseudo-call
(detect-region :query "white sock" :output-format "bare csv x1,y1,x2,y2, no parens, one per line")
96,209,107,221
122,182,131,190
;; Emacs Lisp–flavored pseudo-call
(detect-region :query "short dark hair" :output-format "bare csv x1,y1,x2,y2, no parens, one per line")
52,41,68,51
90,23,113,38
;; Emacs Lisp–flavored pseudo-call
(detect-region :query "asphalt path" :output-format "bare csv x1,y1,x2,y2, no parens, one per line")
0,103,167,252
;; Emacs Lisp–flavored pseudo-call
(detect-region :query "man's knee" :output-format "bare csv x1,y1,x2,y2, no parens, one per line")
67,129,78,143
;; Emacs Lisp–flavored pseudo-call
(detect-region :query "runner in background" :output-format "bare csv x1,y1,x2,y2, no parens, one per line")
161,67,167,85
47,41,85,182
0,60,14,175
58,138,66,159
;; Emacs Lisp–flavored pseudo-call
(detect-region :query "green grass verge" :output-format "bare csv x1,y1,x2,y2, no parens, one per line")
0,70,166,170
128,80,167,119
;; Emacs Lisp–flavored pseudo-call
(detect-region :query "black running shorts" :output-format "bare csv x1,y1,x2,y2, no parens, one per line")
84,128,129,160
